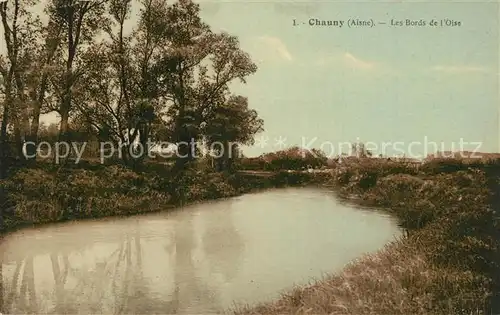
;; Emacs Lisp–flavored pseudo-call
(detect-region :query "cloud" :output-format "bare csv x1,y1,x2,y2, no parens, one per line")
254,36,293,62
430,65,487,74
316,52,377,70
343,53,376,70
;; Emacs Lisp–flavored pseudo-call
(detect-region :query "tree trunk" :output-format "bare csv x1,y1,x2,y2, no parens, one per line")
57,89,71,165
174,114,195,171
59,95,70,142
0,98,10,179
14,75,29,163
175,139,195,171
25,78,48,162
13,121,23,161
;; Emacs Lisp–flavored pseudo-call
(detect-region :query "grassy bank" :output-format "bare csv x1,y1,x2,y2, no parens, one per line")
235,158,500,315
1,158,499,314
0,162,317,232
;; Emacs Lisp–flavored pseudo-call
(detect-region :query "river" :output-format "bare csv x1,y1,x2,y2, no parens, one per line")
0,187,401,314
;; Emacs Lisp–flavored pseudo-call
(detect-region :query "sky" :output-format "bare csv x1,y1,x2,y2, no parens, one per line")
1,0,499,158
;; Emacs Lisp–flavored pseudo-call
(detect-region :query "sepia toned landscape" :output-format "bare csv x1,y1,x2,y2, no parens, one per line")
0,0,499,314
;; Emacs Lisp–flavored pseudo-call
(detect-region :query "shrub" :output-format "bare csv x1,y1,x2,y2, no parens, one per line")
1,165,172,227
421,158,466,174
235,158,500,315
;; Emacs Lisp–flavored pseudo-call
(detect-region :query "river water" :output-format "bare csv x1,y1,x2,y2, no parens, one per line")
0,187,401,314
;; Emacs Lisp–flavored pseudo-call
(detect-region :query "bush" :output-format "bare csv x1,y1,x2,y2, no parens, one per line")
421,158,467,174
236,158,500,315
0,165,172,228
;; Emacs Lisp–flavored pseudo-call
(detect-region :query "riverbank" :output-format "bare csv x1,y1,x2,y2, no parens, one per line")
0,161,319,233
235,158,500,315
1,158,499,314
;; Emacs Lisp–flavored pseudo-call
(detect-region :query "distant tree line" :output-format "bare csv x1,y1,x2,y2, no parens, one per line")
239,147,328,171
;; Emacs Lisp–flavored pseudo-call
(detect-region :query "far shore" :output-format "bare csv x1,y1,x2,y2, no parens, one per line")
1,157,499,315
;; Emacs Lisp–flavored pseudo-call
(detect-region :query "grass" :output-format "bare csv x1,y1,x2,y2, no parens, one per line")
235,241,490,315
0,161,317,232
234,157,500,315
1,157,499,314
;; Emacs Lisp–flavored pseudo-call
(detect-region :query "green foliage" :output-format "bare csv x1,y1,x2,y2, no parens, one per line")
270,171,314,187
0,165,170,227
169,168,239,202
2,154,500,314
420,157,468,174
237,158,500,315
0,0,264,172
240,147,328,171
238,157,270,170
332,159,419,194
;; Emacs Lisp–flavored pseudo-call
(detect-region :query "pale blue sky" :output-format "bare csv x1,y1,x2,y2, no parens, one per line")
1,0,499,158
198,1,499,157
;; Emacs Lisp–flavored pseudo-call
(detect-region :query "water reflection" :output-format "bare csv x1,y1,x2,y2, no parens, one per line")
0,188,401,314
201,202,244,284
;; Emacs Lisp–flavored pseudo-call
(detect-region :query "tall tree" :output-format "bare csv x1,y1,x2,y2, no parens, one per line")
204,95,263,171
126,0,167,164
23,14,64,160
2,0,264,170
75,0,165,165
0,0,40,170
48,0,107,145
151,0,257,170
